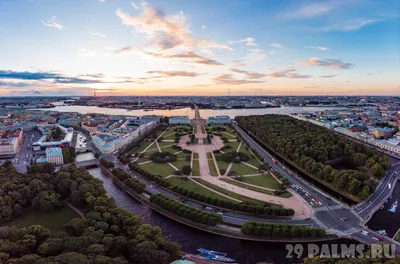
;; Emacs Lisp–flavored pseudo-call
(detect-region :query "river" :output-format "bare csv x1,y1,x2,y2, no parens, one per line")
88,167,352,264
38,104,346,119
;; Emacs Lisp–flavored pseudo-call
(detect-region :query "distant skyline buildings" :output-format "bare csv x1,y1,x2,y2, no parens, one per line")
0,0,399,96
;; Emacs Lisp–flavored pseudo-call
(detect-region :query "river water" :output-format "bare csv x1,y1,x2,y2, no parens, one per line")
38,105,346,119
88,168,352,264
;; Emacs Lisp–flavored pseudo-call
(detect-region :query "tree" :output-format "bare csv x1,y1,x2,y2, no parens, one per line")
181,165,192,176
32,191,60,212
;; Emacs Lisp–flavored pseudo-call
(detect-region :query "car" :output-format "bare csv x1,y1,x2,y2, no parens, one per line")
362,231,369,236
149,185,154,188
372,237,379,241
205,207,212,210
340,217,347,221
216,212,224,215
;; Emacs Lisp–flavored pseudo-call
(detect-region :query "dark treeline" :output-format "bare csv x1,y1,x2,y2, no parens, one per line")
236,115,391,200
149,193,223,226
241,221,326,238
0,163,180,264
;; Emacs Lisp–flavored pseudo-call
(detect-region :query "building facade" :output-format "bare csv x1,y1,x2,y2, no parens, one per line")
169,116,190,125
46,147,64,165
207,116,231,124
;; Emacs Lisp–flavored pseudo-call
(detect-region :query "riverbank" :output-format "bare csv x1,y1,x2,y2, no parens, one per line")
98,164,337,243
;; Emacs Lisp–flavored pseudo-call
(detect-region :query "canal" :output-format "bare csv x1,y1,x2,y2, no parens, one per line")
88,168,352,264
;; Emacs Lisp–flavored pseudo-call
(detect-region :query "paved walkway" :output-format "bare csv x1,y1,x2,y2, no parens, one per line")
65,201,85,218
138,160,152,165
168,162,179,171
222,131,236,138
211,152,221,176
189,178,241,202
202,177,313,219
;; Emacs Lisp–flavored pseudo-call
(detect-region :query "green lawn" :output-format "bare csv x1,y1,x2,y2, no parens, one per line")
175,151,187,159
167,177,235,202
192,159,200,176
139,162,175,177
215,160,230,174
208,159,219,176
207,152,213,159
193,179,280,207
160,146,178,154
158,141,174,148
242,174,281,190
171,160,191,171
138,141,154,153
163,132,176,140
219,178,292,198
238,144,261,167
1,206,79,232
229,162,260,176
194,152,199,159
224,141,240,151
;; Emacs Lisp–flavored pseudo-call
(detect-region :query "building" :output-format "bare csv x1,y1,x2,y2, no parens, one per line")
82,122,99,132
92,121,156,154
169,116,190,125
369,127,394,139
33,124,73,151
207,115,231,124
0,129,23,157
45,147,64,165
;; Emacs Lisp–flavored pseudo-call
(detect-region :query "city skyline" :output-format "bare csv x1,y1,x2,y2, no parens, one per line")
0,0,399,96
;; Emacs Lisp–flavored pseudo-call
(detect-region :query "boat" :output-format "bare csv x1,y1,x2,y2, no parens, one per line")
197,248,227,256
388,200,398,213
196,248,236,263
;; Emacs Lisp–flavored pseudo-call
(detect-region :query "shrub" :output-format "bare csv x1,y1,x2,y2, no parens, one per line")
182,165,192,176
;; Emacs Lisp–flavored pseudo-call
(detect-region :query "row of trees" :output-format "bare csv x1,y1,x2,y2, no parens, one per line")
62,147,76,164
149,193,223,226
217,151,250,163
236,115,391,200
241,221,326,238
110,168,146,194
170,184,294,217
99,158,115,169
0,163,180,264
149,152,177,163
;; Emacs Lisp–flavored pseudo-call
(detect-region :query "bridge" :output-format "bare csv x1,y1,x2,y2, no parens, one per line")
76,159,99,168
190,102,207,126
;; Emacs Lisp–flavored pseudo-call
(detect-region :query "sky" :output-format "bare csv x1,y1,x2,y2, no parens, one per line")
0,0,399,96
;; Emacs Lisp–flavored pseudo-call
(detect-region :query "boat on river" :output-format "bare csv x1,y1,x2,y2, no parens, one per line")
196,248,236,263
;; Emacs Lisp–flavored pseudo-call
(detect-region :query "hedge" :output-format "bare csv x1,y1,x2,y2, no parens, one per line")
241,221,326,238
129,163,171,188
150,193,223,226
170,185,294,217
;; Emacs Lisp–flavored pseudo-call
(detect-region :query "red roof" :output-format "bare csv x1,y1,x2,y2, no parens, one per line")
348,127,362,132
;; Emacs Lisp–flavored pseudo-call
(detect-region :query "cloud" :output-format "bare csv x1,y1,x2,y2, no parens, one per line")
0,70,132,85
99,0,106,2
313,19,378,32
230,37,257,46
284,1,348,19
41,16,63,29
300,58,353,69
89,31,106,38
116,4,230,51
229,68,266,79
247,49,265,60
146,70,203,78
270,43,283,48
213,74,265,85
267,68,312,79
305,46,329,51
319,74,338,78
115,48,223,66
77,48,97,57
201,25,207,29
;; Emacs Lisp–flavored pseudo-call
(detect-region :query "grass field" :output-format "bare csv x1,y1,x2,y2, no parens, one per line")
139,162,175,177
224,141,240,151
192,159,200,176
193,179,279,207
167,177,235,202
208,159,219,176
175,151,187,159
138,141,154,153
158,141,174,148
1,206,79,232
194,152,199,159
160,146,178,154
242,174,281,190
229,162,260,176
163,132,176,140
238,144,261,167
215,160,230,174
171,160,191,171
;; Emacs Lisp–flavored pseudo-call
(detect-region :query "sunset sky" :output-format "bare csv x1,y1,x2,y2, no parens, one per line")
0,0,399,96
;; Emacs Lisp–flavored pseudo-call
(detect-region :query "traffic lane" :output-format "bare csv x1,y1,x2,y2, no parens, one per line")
315,209,360,231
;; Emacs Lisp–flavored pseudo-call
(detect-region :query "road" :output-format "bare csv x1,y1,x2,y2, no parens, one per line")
232,122,400,252
13,129,42,173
